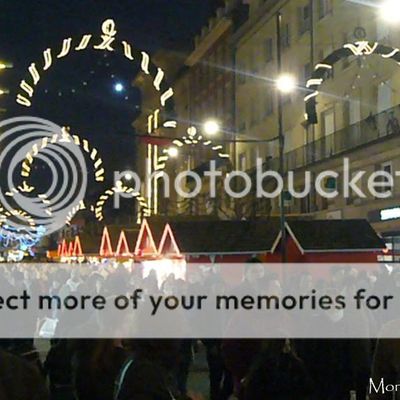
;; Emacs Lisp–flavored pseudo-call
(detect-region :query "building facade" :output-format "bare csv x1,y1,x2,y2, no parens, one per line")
133,0,400,257
232,0,400,256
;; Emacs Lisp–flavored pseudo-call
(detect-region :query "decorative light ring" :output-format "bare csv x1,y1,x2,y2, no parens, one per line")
93,182,150,222
0,208,36,228
305,41,400,124
16,19,176,119
1,193,53,226
19,127,105,189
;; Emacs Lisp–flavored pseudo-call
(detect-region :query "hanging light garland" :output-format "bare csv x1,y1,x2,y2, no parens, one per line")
157,125,230,169
305,41,400,124
16,18,177,124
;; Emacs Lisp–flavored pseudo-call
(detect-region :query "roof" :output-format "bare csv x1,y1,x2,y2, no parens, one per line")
166,219,281,255
78,231,101,254
286,219,385,252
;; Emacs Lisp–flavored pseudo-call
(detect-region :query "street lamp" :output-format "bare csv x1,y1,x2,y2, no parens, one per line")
0,62,12,70
380,0,400,24
276,74,297,94
275,11,297,263
203,119,220,136
167,147,179,158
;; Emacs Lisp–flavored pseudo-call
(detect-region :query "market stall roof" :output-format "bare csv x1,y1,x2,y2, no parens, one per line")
164,219,281,255
77,231,101,255
285,219,385,253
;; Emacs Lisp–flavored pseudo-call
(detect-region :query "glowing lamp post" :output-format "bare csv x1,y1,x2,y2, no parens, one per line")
203,119,220,136
276,11,297,263
276,74,297,94
167,147,179,158
380,0,400,24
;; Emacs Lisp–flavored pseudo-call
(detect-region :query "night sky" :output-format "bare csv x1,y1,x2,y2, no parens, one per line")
0,0,222,178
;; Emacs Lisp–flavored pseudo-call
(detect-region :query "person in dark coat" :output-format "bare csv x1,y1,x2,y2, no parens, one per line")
0,348,48,400
242,339,313,400
115,340,196,400
72,339,127,400
44,340,74,400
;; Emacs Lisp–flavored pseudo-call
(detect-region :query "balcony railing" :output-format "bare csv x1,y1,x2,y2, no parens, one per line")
268,103,400,172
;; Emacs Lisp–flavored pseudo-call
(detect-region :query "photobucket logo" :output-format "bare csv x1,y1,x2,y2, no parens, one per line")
114,157,397,203
0,116,87,235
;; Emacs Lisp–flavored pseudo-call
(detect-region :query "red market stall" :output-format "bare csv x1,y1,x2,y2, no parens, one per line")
283,219,386,264
157,219,282,284
52,218,385,284
155,218,386,283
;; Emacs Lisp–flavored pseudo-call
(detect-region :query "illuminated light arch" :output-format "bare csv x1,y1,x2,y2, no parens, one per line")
145,126,231,215
0,208,36,228
305,41,400,124
158,223,181,258
93,181,150,223
20,127,105,188
158,126,230,167
16,18,177,129
99,226,113,257
134,219,157,257
115,230,131,257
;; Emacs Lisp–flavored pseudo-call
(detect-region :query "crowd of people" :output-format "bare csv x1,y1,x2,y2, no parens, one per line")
0,260,399,399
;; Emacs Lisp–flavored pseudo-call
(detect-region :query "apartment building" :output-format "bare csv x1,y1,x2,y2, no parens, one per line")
132,0,248,217
232,0,400,254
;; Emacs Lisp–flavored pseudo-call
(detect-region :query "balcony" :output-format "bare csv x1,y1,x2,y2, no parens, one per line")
270,103,400,172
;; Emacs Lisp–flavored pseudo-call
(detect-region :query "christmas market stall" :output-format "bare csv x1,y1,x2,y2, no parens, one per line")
282,219,386,264
157,219,282,284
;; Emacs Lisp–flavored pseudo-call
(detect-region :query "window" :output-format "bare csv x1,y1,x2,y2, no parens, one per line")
319,46,334,79
249,147,258,169
264,91,274,116
319,0,332,19
249,48,256,73
347,171,359,205
378,80,393,113
322,107,335,156
375,161,393,196
264,38,273,63
239,121,246,133
281,23,291,49
238,62,246,84
377,20,390,41
342,32,355,69
239,153,247,171
298,5,311,35
250,102,258,126
303,62,312,85
322,107,335,136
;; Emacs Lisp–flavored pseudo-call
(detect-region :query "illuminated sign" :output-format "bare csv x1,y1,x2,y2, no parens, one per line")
380,207,400,221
